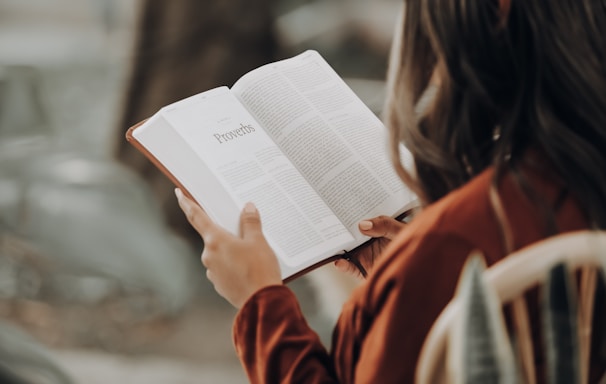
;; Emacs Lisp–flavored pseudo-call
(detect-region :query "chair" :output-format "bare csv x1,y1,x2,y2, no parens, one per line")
415,230,606,384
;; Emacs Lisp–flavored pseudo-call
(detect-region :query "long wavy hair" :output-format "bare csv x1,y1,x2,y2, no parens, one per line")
385,0,606,229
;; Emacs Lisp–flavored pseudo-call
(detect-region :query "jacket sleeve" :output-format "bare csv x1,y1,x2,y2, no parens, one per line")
233,285,338,384
346,231,476,383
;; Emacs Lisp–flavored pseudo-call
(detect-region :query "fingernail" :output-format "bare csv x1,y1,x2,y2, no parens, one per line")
359,220,373,231
175,188,191,213
243,202,257,213
174,188,184,200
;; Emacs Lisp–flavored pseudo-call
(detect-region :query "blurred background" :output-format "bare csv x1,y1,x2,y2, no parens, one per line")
0,0,401,382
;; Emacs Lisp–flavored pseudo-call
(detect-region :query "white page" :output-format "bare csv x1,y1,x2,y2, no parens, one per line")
157,87,354,272
131,113,240,232
232,51,417,240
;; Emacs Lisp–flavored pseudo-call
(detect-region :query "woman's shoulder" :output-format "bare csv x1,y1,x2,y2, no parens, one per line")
388,167,503,262
355,168,505,309
360,158,586,304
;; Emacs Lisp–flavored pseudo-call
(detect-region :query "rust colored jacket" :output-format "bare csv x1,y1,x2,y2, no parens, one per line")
233,166,606,383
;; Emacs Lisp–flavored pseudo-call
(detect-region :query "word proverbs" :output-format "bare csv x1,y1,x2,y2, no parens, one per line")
213,123,256,144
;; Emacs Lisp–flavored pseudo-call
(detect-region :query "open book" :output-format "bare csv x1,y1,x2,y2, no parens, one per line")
126,50,418,282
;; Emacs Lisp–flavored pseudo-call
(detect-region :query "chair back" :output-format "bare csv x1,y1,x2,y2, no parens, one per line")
415,230,606,384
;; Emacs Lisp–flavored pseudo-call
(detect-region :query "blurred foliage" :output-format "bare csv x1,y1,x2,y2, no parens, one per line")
450,254,516,384
0,320,74,384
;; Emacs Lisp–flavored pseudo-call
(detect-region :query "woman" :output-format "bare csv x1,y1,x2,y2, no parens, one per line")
175,0,606,382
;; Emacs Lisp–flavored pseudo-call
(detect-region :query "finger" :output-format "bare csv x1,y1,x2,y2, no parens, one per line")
358,215,406,240
239,202,263,239
334,259,354,273
201,250,211,268
334,259,363,278
175,188,214,237
206,268,214,284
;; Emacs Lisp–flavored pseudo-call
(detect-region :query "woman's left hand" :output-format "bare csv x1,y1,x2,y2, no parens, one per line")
175,188,282,308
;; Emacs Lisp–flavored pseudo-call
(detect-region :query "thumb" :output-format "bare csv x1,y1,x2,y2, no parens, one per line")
358,215,406,240
239,202,263,239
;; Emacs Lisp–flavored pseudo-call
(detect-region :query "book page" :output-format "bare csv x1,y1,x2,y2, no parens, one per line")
232,51,417,240
131,113,240,231
155,87,354,272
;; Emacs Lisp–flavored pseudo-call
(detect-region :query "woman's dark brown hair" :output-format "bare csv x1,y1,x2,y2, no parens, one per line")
385,0,606,229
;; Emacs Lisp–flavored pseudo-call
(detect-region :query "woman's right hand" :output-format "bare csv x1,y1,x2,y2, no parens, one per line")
334,215,406,278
